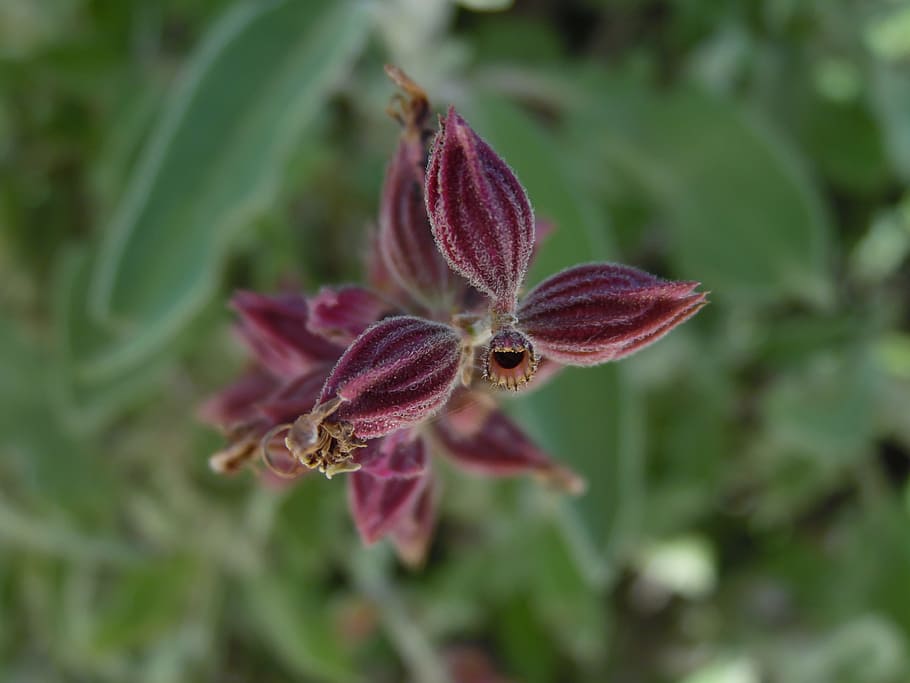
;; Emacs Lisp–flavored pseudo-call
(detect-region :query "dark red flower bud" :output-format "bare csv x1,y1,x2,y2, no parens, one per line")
283,316,462,477
483,326,539,391
379,125,453,305
306,286,391,345
232,291,341,377
425,107,535,313
518,263,706,365
348,430,429,544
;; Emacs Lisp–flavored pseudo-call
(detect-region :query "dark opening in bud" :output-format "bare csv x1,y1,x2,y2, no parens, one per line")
484,328,538,391
493,350,525,370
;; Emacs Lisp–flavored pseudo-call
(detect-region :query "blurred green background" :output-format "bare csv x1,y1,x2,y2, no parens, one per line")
2,0,910,681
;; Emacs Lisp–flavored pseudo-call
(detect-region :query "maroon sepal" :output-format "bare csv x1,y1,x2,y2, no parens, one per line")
232,291,342,377
518,263,706,365
348,431,429,544
306,286,391,345
432,390,584,493
426,107,535,313
390,476,438,568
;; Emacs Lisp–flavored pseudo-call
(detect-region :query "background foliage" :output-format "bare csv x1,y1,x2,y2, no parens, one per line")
2,0,910,681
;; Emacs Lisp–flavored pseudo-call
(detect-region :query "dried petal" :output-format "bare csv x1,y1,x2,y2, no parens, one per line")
283,316,462,477
426,107,535,313
390,477,438,568
307,286,391,345
379,131,453,304
483,327,539,391
232,291,342,377
348,432,429,544
518,263,706,365
321,316,462,438
432,390,585,493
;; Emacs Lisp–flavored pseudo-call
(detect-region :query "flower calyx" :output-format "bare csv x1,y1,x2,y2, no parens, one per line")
260,396,367,479
484,326,539,391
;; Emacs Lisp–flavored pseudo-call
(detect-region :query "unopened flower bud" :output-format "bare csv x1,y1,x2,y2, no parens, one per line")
425,107,534,313
379,119,452,304
283,316,462,477
518,263,706,365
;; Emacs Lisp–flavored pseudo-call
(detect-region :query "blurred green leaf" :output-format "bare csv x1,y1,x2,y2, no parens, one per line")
91,558,194,652
245,575,357,682
871,66,910,183
572,71,833,305
456,0,514,11
54,248,174,435
86,0,372,378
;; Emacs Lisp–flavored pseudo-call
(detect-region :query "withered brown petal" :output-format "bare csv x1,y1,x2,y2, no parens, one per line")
379,133,453,304
425,107,535,313
232,291,343,377
432,390,584,493
319,316,462,439
518,263,706,365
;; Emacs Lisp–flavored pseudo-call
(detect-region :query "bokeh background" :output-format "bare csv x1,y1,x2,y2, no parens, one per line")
3,0,910,681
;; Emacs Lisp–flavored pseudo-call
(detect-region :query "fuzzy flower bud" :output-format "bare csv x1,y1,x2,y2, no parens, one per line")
378,88,452,303
426,107,534,313
518,263,706,365
283,316,462,477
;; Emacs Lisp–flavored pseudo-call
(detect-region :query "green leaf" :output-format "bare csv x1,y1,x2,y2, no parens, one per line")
572,71,833,305
53,248,173,435
871,66,910,184
244,575,356,682
86,0,372,378
91,558,194,652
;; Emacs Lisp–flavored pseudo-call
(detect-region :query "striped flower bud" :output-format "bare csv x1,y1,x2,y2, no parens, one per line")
518,263,706,365
425,107,534,313
283,316,462,477
379,117,453,305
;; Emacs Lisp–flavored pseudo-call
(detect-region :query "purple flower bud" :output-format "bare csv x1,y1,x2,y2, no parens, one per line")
306,286,391,345
348,430,429,544
518,263,706,365
483,326,539,391
426,107,535,313
232,291,342,377
379,130,453,305
283,316,462,477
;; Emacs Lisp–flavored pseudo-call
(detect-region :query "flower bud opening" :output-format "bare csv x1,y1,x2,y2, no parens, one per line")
484,328,539,391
